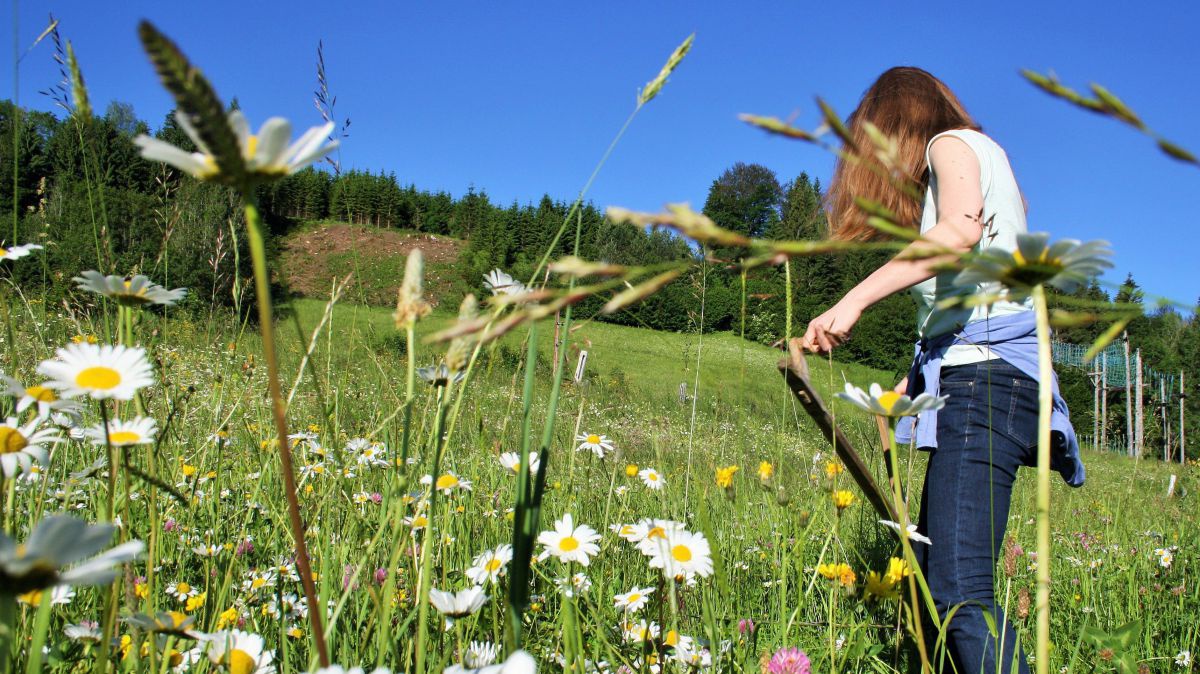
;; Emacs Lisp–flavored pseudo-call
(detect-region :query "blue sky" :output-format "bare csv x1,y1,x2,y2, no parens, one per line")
7,1,1198,307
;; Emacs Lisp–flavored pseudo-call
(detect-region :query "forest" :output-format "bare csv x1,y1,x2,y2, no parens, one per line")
2,97,1196,457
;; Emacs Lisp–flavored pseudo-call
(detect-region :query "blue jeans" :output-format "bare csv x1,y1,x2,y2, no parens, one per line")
915,359,1035,674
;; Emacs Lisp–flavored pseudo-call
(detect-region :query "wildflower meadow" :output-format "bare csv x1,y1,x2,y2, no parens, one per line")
0,13,1197,674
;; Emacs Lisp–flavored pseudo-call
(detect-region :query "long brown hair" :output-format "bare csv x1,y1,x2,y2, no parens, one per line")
825,67,980,242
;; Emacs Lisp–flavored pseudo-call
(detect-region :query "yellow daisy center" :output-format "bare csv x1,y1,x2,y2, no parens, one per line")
0,427,29,454
560,536,580,552
228,648,256,674
435,474,459,490
244,135,260,159
175,582,191,595
586,434,600,444
109,431,141,445
627,593,641,603
665,630,679,646
76,366,122,391
877,390,902,414
485,558,503,572
251,578,266,589
647,526,666,539
412,516,427,527
25,386,56,403
671,544,692,562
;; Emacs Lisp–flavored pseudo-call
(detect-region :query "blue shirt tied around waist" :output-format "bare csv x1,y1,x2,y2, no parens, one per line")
893,310,1085,487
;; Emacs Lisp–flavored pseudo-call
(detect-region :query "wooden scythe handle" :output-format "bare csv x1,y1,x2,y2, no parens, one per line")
778,338,898,522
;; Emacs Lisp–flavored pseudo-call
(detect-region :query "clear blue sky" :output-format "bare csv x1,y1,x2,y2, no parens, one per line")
7,1,1198,307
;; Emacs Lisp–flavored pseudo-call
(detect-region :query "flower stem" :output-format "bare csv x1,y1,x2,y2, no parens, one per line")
1032,284,1053,674
242,197,329,668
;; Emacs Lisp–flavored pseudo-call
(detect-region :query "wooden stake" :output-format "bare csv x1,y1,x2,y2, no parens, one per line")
1124,333,1133,457
1181,370,1187,466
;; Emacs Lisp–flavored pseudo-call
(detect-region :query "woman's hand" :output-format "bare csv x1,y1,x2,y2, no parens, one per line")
800,301,863,354
894,376,908,394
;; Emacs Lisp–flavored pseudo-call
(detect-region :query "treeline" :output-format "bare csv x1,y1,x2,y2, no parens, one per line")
4,98,1198,454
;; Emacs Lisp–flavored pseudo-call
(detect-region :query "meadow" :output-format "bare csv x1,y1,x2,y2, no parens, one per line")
2,17,1198,674
1,288,1195,673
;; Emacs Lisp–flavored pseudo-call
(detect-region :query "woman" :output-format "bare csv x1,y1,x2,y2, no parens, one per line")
800,67,1082,674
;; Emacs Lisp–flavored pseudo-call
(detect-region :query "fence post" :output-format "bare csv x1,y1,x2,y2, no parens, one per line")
1135,349,1144,458
1162,377,1169,462
1093,361,1101,450
1124,333,1134,457
1182,370,1187,465
1101,354,1108,451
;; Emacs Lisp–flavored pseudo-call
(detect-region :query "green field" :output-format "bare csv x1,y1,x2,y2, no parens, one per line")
3,292,1195,673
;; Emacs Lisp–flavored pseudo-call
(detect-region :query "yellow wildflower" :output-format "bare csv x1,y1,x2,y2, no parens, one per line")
831,490,856,511
715,465,740,489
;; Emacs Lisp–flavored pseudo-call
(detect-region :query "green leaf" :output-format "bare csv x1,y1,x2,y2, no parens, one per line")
137,20,245,184
1157,137,1199,164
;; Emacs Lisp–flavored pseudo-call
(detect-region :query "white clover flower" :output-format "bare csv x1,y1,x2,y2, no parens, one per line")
0,515,144,594
429,586,487,618
135,110,336,184
836,382,945,418
74,271,187,307
38,342,154,401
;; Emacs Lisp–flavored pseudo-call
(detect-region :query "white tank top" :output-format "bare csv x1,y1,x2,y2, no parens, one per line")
910,129,1033,366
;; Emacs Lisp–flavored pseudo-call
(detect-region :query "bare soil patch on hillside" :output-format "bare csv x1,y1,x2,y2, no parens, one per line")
280,224,462,306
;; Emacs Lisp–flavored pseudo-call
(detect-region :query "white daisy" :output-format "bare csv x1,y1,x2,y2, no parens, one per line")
444,649,536,674
633,519,688,557
836,382,945,418
135,110,336,183
613,586,654,614
482,269,526,296
638,468,664,490
2,375,82,418
428,586,487,618
64,620,102,642
164,580,198,602
422,472,473,495
0,516,143,594
0,416,60,478
554,572,592,597
498,452,540,477
86,416,158,447
622,619,661,643
463,641,500,669
1175,650,1191,668
537,513,601,566
878,519,933,546
202,629,275,674
646,529,714,579
466,544,513,585
73,271,187,307
38,342,154,400
574,433,613,459
0,243,43,261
